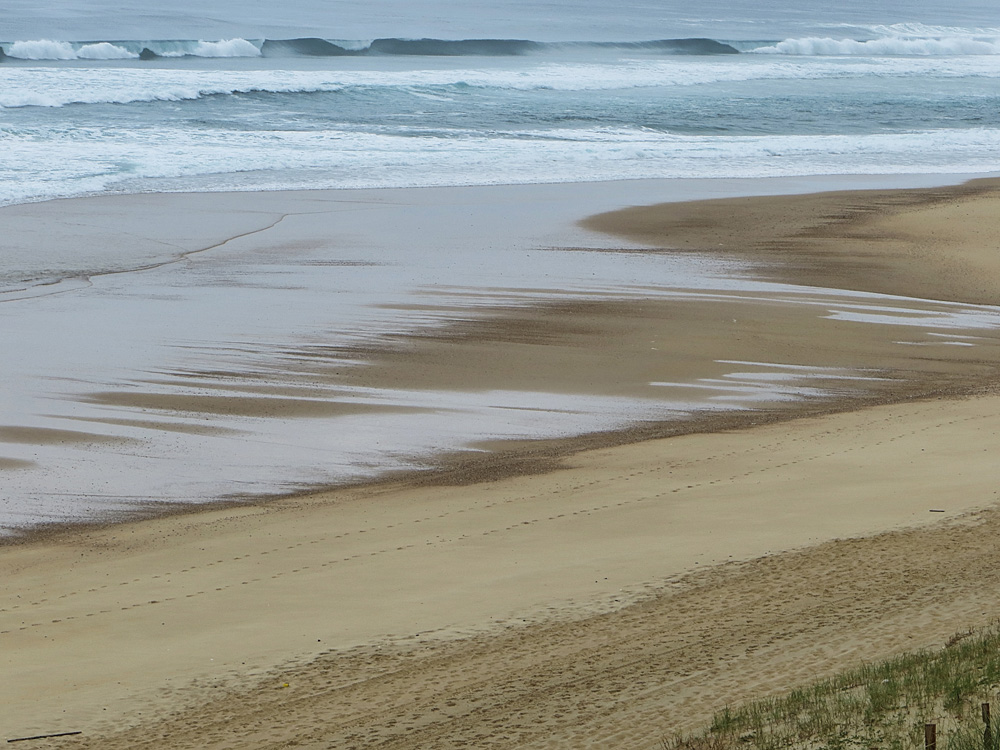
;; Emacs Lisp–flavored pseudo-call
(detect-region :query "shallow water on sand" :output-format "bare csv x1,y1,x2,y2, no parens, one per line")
3,176,1000,534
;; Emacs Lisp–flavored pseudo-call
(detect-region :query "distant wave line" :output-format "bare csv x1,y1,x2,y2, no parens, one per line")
259,37,741,57
751,35,1000,56
3,34,999,62
0,37,741,61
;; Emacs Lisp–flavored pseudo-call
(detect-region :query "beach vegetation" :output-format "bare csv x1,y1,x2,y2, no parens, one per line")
663,623,1000,750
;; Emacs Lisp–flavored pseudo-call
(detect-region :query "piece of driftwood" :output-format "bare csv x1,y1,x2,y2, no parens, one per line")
7,731,82,743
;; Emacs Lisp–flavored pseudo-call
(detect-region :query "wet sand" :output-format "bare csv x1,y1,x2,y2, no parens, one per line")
4,178,1000,747
582,178,1000,306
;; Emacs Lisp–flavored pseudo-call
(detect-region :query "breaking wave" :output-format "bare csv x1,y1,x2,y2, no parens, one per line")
0,38,262,60
4,40,137,60
751,34,1000,55
6,33,999,63
0,36,740,61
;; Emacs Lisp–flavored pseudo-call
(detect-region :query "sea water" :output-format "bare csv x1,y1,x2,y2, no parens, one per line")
1,1,999,211
2,1,1000,532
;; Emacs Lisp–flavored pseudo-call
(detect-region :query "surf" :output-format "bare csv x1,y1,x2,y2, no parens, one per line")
0,36,741,62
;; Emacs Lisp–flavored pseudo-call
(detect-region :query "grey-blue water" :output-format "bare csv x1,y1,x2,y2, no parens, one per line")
1,0,999,207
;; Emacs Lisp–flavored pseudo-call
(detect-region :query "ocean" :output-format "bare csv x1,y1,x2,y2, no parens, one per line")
1,1,999,209
2,0,1000,533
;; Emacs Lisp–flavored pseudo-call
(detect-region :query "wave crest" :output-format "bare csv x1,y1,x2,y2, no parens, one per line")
258,37,739,57
0,38,261,61
174,39,261,58
0,36,738,62
5,34,1000,62
7,40,81,60
753,35,1000,56
76,42,139,60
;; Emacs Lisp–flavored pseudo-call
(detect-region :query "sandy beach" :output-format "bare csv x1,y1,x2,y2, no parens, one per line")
4,177,1000,748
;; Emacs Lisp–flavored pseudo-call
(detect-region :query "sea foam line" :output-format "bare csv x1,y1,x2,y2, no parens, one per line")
3,55,1000,109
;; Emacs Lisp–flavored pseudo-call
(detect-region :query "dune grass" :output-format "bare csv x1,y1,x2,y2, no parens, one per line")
663,624,1000,750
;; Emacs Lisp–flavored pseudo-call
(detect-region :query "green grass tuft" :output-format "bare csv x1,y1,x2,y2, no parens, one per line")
664,623,1000,750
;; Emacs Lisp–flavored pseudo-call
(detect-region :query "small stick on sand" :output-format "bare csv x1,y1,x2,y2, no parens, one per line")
7,731,82,743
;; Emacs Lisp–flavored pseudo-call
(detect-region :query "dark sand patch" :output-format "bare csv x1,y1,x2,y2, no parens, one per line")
0,457,35,470
58,415,245,437
292,295,1000,405
0,426,128,445
581,177,1000,305
82,392,431,419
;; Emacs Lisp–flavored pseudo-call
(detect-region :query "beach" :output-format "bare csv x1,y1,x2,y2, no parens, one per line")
3,177,1000,746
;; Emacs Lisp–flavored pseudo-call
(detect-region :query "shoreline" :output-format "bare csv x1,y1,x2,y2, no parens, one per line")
3,171,991,300
582,175,1000,306
4,176,1000,745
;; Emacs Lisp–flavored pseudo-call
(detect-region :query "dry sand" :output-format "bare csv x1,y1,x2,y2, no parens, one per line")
4,178,1000,748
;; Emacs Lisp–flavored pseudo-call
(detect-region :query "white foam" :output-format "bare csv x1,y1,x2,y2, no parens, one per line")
75,42,139,60
4,55,1000,110
5,39,141,60
3,118,1000,209
6,39,78,60
753,35,1000,56
3,37,263,61
865,23,1000,39
164,38,262,58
